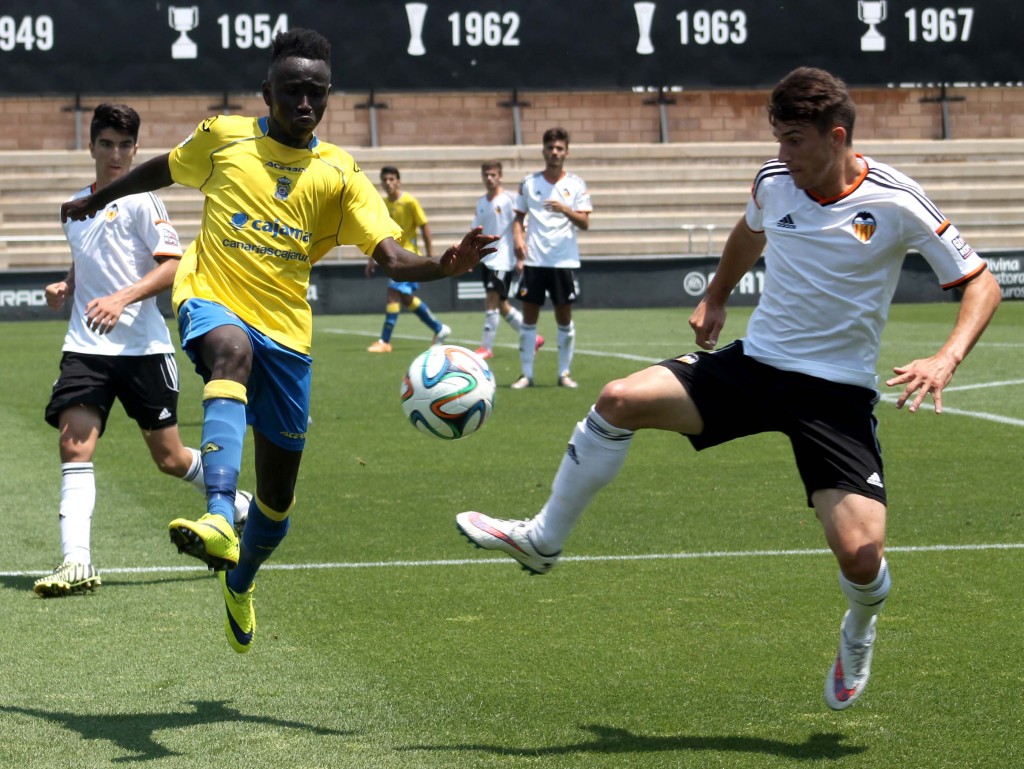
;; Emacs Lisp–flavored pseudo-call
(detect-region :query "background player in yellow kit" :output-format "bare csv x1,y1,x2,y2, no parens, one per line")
365,165,451,352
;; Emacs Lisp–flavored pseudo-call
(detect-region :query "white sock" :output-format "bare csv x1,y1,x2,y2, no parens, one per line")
481,310,499,351
503,306,523,333
530,407,634,553
182,447,204,493
60,462,95,564
519,324,538,379
557,321,575,376
839,557,891,640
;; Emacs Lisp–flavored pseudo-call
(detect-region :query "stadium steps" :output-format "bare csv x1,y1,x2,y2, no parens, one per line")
2,139,1024,270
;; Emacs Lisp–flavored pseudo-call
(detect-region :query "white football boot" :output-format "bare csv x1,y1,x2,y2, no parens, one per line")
824,611,877,710
455,511,560,575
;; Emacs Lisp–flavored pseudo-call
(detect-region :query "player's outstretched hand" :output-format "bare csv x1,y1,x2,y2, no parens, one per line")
439,226,498,277
885,352,958,413
689,297,726,350
61,195,101,223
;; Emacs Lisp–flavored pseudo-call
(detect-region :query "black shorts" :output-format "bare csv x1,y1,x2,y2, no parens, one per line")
45,351,181,436
516,266,578,306
481,265,515,301
658,341,885,507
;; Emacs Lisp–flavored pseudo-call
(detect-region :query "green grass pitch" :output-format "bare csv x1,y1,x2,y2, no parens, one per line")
0,302,1020,768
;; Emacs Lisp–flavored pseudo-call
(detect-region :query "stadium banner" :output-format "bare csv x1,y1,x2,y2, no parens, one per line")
0,1,1019,94
7,251,1015,323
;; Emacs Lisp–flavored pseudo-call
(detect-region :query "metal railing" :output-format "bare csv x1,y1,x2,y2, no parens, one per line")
680,224,718,254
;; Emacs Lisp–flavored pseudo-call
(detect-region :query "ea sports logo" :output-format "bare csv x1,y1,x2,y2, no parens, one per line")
683,271,708,297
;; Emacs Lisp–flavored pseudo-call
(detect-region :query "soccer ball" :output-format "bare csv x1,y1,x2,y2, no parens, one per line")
401,345,496,440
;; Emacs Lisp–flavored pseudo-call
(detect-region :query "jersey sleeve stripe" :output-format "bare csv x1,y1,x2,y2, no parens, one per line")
752,160,789,199
865,168,946,224
144,192,170,220
941,262,988,290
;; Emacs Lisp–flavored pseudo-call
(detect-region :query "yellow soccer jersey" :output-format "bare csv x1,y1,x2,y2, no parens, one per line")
168,115,400,354
384,192,428,255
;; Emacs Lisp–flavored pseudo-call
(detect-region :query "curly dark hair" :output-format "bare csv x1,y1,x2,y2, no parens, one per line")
90,103,140,144
270,27,331,66
768,67,856,144
542,126,570,147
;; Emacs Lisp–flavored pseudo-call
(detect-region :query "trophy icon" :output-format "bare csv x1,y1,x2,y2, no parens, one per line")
405,3,427,56
634,2,656,55
169,5,199,60
858,0,886,52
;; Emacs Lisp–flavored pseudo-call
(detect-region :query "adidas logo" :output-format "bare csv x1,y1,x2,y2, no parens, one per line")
158,408,172,420
565,443,579,465
866,472,884,488
775,214,796,229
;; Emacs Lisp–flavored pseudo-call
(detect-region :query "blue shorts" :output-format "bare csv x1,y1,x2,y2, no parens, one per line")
388,280,419,294
177,298,312,451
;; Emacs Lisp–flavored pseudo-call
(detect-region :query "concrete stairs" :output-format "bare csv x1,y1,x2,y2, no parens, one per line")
2,139,1023,270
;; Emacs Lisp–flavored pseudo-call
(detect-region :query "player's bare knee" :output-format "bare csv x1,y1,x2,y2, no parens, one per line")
594,379,637,426
837,542,884,584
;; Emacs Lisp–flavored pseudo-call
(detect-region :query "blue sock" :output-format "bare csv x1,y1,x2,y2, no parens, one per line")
228,504,290,592
380,312,398,342
413,300,441,333
201,397,245,526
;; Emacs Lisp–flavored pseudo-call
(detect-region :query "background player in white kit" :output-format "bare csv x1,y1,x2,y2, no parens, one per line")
457,68,1001,710
470,160,543,360
509,127,591,389
37,103,249,598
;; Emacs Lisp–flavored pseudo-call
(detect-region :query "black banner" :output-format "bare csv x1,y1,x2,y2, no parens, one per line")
0,1,1020,94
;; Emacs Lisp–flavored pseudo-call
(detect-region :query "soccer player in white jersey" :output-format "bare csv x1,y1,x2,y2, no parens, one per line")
457,68,1001,709
509,128,592,389
471,160,543,359
37,104,249,598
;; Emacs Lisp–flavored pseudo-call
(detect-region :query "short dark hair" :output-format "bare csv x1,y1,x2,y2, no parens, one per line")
542,127,570,146
380,166,400,179
768,67,856,144
270,28,331,67
481,160,503,173
90,103,140,144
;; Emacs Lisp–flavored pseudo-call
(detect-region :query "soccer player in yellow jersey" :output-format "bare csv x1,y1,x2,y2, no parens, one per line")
61,28,496,653
365,166,451,352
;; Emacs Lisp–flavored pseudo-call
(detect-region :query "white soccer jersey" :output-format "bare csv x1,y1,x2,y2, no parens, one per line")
515,171,592,268
61,186,183,356
742,155,986,390
472,189,517,271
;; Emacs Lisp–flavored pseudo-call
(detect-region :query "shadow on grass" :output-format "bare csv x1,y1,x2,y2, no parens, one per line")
0,699,355,762
0,574,41,592
0,572,209,594
400,723,867,760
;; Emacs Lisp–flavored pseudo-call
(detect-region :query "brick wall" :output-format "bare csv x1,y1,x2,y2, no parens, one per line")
3,86,1022,151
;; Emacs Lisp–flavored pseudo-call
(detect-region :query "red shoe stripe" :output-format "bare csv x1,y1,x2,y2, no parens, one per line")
469,513,527,555
832,657,855,702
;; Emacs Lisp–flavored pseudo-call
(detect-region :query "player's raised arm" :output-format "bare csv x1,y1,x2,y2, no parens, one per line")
886,268,1001,413
689,215,765,349
61,153,175,223
438,226,499,276
371,226,497,281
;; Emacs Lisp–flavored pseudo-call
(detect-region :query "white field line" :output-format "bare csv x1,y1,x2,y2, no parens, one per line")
3,542,1022,579
322,327,657,363
325,327,1024,424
